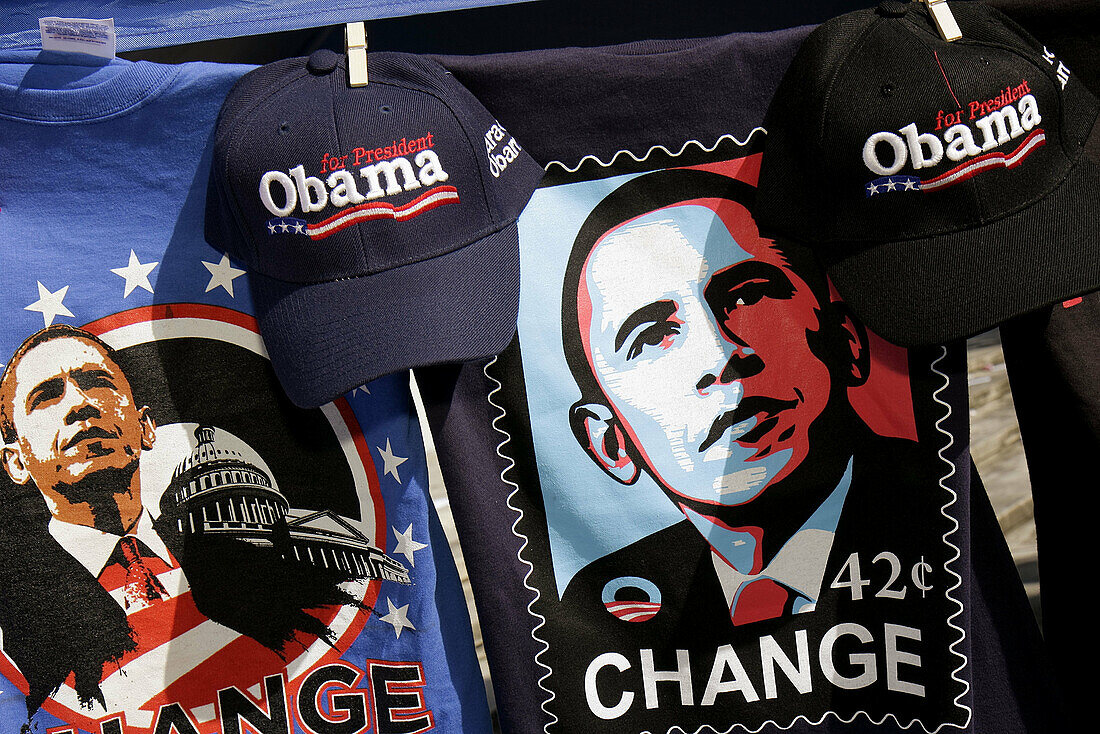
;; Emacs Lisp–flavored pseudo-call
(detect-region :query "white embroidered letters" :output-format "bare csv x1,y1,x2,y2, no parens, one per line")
861,92,1042,178
360,157,420,200
414,150,448,186
974,105,1024,151
862,131,907,176
257,147,450,218
290,165,328,212
259,170,297,217
943,124,982,162
484,121,523,178
899,123,944,169
326,169,365,208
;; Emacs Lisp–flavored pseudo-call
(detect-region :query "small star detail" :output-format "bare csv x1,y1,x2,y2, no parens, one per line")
202,254,246,297
867,182,879,195
379,598,415,639
25,281,74,326
902,179,919,191
883,179,898,192
111,249,159,297
392,523,428,566
377,439,409,483
267,222,278,234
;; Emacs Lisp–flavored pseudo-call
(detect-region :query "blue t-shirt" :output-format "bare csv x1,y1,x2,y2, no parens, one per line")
0,49,492,734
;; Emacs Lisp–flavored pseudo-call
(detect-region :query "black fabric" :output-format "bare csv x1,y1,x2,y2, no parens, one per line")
549,434,992,734
990,0,1100,98
1000,297,1100,729
966,462,1070,731
434,27,812,168
824,152,1100,346
754,1,1100,347
960,5,1098,727
417,358,552,734
416,27,1067,730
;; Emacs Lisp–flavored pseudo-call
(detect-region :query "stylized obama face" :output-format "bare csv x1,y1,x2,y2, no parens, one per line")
564,170,866,516
1,326,155,511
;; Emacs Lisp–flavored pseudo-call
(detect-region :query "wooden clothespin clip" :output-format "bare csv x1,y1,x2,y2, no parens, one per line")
346,21,368,87
923,0,962,42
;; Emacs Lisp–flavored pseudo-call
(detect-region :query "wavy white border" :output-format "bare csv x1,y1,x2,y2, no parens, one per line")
544,129,767,174
490,136,968,734
483,355,559,732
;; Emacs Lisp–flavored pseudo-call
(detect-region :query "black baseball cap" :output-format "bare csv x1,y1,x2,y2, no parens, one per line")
755,0,1100,346
206,49,544,408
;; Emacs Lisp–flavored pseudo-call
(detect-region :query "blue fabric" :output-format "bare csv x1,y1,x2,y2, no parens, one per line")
0,49,492,733
0,1,536,52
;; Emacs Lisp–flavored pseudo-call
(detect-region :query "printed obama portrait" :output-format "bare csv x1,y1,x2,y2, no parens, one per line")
1,324,160,543
535,166,917,629
0,324,173,711
0,324,382,716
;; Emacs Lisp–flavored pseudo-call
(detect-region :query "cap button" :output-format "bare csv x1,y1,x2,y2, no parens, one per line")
877,0,910,17
306,49,340,74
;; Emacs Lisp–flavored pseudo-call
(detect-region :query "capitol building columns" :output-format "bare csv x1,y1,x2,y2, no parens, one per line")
159,425,409,585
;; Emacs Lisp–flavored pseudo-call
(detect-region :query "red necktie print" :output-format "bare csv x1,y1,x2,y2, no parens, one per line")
98,535,171,609
731,577,791,626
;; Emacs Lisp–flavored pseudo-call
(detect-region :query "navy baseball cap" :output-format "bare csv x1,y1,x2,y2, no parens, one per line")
755,1,1100,346
206,49,543,408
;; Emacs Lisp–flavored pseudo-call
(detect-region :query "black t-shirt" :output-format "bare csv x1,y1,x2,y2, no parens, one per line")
412,26,1067,733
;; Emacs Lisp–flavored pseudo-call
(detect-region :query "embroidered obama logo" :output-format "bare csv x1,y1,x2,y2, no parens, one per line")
0,318,405,731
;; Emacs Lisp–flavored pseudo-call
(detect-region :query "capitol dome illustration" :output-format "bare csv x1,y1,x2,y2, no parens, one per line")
160,425,289,545
160,425,409,584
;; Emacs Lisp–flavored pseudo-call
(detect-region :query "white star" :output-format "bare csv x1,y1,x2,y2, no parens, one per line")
267,222,278,234
883,179,897,192
279,222,290,233
379,597,415,639
110,249,159,297
392,523,428,566
293,223,306,235
202,254,246,297
867,182,879,195
903,179,919,191
25,281,74,326
377,438,409,483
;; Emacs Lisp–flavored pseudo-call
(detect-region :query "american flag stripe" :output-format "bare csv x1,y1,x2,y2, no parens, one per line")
605,601,662,622
154,631,316,715
112,591,209,669
76,601,354,726
615,610,661,622
921,128,1046,192
604,601,661,612
50,618,244,729
97,564,209,672
306,185,460,239
99,564,182,598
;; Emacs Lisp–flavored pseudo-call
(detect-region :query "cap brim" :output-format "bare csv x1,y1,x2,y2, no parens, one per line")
822,153,1100,347
251,224,520,408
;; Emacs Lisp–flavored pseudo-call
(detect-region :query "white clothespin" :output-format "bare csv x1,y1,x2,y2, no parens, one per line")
924,0,962,42
346,21,368,87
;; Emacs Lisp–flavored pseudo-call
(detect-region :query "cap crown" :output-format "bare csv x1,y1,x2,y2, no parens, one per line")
207,50,541,284
756,2,1099,245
